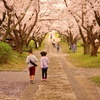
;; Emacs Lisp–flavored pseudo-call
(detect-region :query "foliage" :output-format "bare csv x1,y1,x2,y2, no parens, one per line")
29,38,45,50
0,39,45,71
28,40,35,50
55,32,60,38
0,42,13,63
90,76,100,86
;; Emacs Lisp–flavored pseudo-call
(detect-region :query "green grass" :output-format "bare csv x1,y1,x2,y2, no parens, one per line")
67,53,100,68
0,36,47,71
0,52,27,71
29,34,49,51
90,76,100,86
60,40,100,86
60,41,100,68
55,32,60,38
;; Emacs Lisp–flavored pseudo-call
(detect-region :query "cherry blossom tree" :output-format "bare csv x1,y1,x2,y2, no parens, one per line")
0,0,100,55
0,0,39,53
64,0,100,56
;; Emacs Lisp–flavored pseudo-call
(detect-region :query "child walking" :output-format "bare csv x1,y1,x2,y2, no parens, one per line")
56,42,60,51
26,49,38,84
40,51,49,80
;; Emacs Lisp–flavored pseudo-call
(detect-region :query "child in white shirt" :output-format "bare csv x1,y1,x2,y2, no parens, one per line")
40,51,49,80
26,50,38,84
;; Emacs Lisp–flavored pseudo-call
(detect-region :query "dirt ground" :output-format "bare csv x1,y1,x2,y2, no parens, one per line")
0,35,100,100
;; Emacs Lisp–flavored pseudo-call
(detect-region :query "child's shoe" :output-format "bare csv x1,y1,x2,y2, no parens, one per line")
41,78,45,81
30,80,34,84
44,78,47,81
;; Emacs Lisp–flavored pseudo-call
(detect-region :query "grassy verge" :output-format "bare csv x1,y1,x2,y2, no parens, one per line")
0,36,47,71
60,41,100,68
60,41,100,86
0,52,27,71
89,76,100,86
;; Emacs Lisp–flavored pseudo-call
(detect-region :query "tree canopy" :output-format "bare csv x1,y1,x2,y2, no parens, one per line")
0,0,100,56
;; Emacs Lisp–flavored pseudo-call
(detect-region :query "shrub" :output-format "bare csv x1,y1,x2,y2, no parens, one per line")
0,42,13,63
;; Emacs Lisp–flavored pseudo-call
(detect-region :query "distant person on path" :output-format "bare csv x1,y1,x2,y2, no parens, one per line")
26,49,38,84
50,34,52,39
56,42,60,51
52,39,56,47
72,43,76,53
40,51,49,81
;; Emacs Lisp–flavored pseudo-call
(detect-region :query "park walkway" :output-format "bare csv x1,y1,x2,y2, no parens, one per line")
0,33,100,100
20,34,77,100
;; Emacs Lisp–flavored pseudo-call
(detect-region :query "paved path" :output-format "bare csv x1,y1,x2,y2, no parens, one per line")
0,34,100,100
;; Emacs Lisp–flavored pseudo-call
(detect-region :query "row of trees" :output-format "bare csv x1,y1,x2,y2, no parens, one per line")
62,0,100,56
0,0,47,53
0,0,100,56
36,0,100,56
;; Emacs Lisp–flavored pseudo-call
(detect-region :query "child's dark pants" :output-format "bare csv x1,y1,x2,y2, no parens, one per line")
42,68,48,79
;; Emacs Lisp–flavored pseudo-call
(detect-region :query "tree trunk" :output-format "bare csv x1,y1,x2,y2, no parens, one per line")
16,43,23,53
38,41,42,47
34,41,38,49
83,43,90,55
90,45,98,56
